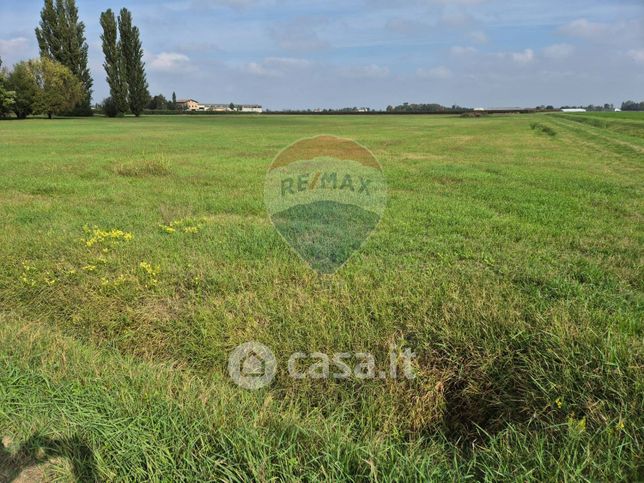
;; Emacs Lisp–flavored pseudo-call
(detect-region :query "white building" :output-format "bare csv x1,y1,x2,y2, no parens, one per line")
561,108,587,113
176,100,262,113
240,104,263,113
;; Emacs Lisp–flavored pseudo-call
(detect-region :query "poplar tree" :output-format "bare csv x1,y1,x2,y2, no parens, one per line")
35,0,93,114
100,9,128,114
118,8,149,116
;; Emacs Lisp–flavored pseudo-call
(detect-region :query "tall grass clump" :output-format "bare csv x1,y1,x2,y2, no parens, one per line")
530,121,557,136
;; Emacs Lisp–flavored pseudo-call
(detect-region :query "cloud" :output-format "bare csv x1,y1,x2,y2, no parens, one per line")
174,41,222,53
559,18,607,39
432,0,488,4
269,17,329,51
468,31,488,44
0,37,29,56
190,0,264,10
244,57,312,77
340,64,390,79
627,49,644,64
491,48,535,65
511,48,534,64
440,11,474,27
543,43,575,60
149,52,192,72
450,45,477,55
386,18,429,35
417,66,452,79
558,17,643,47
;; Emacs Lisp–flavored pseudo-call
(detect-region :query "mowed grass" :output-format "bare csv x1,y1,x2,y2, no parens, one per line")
0,113,642,481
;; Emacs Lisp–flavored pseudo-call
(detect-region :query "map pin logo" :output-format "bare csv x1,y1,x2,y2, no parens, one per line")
265,135,387,274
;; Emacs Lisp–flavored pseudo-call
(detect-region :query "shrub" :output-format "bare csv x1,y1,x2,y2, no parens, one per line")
100,97,120,118
530,122,557,136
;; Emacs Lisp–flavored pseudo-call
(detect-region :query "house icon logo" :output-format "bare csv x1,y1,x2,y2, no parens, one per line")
228,342,277,390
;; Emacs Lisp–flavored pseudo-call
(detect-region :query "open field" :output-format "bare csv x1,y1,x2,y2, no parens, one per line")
0,113,642,480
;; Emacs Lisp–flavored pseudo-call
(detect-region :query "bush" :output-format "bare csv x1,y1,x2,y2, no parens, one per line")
460,112,488,118
530,122,557,136
100,97,120,118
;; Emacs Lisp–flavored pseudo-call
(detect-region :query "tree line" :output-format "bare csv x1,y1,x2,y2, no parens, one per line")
620,100,644,111
0,0,152,119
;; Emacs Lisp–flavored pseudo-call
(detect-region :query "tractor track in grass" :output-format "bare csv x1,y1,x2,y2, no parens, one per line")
548,116,644,156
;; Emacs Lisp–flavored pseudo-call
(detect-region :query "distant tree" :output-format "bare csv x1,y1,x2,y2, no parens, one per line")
168,91,177,110
0,59,16,117
100,8,128,115
29,57,83,119
146,94,167,110
36,0,93,115
118,8,149,116
7,62,39,119
621,100,643,111
229,102,236,111
387,102,467,113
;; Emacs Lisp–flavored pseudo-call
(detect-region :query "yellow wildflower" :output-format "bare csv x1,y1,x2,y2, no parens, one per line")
139,261,160,287
82,226,134,247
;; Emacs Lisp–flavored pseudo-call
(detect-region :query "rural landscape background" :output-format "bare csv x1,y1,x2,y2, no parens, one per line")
1,0,643,481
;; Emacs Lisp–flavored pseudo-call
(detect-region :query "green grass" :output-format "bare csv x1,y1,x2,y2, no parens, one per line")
0,113,642,481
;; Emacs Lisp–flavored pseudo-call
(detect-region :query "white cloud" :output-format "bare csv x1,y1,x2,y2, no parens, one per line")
432,0,488,4
149,52,191,72
244,57,311,77
543,43,575,60
559,18,644,47
245,61,277,77
559,18,607,39
269,17,329,51
386,18,429,34
440,12,474,27
627,49,644,64
450,46,477,55
190,0,264,10
340,64,390,79
469,31,488,44
511,48,534,64
0,37,29,56
417,66,452,79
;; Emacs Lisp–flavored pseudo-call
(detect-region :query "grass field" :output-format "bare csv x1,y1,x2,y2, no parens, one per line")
0,113,642,481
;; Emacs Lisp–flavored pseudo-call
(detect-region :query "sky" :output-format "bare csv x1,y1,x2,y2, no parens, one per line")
0,0,643,110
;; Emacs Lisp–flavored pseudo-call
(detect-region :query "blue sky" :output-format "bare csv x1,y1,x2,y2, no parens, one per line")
1,0,643,109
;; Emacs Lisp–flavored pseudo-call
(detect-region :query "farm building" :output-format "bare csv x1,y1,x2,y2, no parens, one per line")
241,105,263,113
175,99,199,111
176,100,262,113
